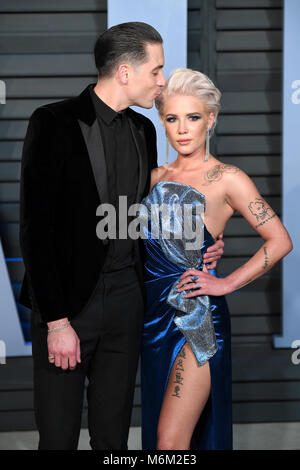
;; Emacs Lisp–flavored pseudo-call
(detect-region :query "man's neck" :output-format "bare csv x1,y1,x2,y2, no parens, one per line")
93,80,130,112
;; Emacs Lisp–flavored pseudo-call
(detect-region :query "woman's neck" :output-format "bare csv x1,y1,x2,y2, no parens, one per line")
171,147,212,172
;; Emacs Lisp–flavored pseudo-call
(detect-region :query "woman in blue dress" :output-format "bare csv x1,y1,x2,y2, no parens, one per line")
140,68,292,450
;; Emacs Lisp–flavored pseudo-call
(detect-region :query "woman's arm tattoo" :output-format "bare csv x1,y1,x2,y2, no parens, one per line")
248,198,276,228
235,246,270,290
263,246,269,270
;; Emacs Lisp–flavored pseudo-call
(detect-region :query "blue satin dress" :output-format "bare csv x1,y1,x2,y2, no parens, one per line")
140,181,232,450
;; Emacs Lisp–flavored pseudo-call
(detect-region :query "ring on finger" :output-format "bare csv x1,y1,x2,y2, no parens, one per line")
48,355,55,362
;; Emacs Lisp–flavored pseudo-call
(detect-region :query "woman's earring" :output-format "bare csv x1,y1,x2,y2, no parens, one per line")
205,128,211,162
166,134,169,165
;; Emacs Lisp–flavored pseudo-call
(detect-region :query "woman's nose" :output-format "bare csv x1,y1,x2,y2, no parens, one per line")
178,121,188,134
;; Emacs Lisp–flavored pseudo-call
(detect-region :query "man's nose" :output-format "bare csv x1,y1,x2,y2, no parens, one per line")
157,72,167,87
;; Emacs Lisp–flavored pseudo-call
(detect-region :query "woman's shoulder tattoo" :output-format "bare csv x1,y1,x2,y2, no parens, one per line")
202,164,241,186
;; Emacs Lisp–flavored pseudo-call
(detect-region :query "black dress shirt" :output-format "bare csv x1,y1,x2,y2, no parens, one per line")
89,86,139,272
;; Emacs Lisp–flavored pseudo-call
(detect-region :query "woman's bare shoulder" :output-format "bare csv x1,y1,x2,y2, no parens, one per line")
201,160,261,209
150,165,169,187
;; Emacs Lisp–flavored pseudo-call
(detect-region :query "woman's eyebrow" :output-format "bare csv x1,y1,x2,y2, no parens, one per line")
165,112,202,117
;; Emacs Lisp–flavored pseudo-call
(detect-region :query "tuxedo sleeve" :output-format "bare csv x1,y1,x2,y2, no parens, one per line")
145,119,158,170
19,107,67,323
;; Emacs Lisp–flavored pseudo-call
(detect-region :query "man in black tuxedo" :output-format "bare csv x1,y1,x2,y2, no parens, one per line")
19,22,224,450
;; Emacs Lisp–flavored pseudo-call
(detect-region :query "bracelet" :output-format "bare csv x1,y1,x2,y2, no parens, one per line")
47,321,70,333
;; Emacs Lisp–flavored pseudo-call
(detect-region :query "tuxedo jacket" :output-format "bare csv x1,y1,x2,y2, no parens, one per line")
19,85,158,323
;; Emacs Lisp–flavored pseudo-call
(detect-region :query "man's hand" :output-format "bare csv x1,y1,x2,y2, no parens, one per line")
202,233,224,269
47,317,81,370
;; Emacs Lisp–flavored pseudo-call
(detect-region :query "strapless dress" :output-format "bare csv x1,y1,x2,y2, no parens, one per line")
140,181,232,450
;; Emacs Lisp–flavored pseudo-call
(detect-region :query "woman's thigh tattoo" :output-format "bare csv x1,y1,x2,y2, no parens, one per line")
171,346,186,399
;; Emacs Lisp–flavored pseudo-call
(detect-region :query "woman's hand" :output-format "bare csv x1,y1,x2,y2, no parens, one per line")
176,267,231,297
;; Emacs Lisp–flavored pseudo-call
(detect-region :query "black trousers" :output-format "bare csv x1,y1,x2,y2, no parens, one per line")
31,266,144,450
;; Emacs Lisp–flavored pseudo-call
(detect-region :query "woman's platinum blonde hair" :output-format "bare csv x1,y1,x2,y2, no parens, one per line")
155,67,221,133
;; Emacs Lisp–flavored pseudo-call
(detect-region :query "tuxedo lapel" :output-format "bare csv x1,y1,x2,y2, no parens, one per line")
128,116,148,202
77,85,110,206
77,118,109,206
77,86,149,207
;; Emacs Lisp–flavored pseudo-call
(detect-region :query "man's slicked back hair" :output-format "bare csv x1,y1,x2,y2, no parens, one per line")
94,22,163,78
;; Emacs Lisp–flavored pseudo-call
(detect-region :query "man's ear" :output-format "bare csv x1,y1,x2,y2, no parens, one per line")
117,64,129,84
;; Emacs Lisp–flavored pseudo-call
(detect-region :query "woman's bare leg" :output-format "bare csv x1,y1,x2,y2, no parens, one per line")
156,342,211,450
